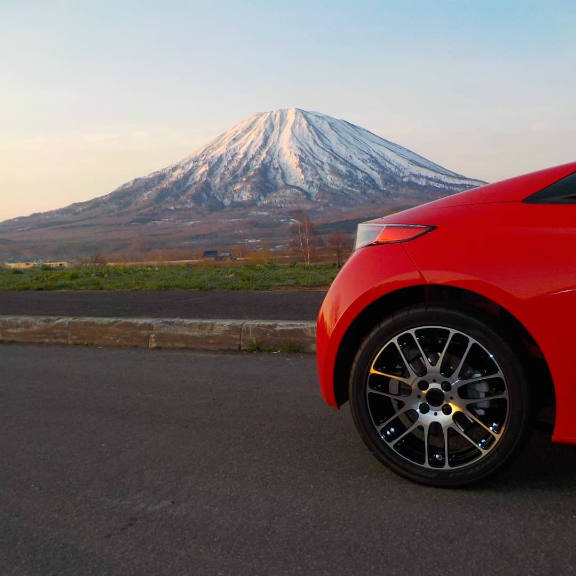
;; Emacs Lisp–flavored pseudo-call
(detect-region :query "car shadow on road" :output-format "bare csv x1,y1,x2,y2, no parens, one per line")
479,430,576,491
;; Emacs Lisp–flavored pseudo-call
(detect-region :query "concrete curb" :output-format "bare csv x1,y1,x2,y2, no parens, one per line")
0,316,317,353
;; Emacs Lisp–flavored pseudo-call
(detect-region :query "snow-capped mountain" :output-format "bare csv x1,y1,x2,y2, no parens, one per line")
139,107,482,210
23,108,483,221
0,109,485,258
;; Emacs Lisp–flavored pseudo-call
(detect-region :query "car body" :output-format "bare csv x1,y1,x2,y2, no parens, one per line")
316,162,576,486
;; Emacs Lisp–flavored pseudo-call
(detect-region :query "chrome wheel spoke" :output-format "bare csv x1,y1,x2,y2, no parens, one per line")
452,339,473,379
466,393,507,403
390,420,420,447
449,423,491,453
423,422,430,465
393,335,428,378
369,368,411,385
411,335,437,374
446,423,482,451
460,409,501,440
423,422,446,469
443,427,450,468
376,406,414,432
454,374,503,388
368,388,409,401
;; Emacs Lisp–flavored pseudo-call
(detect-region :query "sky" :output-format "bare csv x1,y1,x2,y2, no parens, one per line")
1,0,575,222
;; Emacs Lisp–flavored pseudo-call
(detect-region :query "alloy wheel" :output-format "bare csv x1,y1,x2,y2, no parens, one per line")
365,325,510,470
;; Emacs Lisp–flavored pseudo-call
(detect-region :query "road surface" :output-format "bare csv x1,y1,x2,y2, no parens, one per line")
0,290,326,320
1,344,575,575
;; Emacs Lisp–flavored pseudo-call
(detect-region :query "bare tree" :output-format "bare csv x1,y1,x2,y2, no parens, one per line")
290,211,318,265
326,231,353,267
91,253,107,265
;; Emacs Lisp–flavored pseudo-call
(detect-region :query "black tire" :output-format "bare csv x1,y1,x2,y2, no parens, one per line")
349,306,530,487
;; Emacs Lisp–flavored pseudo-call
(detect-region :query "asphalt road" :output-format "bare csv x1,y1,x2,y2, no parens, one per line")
0,290,326,320
2,344,576,576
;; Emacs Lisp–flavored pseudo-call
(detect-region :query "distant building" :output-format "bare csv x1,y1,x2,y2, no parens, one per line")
202,250,219,260
4,259,39,269
3,259,69,269
202,250,237,261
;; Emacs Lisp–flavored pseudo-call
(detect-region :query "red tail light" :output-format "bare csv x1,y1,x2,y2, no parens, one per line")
355,223,435,250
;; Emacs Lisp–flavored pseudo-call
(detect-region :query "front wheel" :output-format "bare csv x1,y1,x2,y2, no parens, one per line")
349,306,530,487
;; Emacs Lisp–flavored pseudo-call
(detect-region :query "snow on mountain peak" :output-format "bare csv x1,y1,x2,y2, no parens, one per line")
134,107,482,213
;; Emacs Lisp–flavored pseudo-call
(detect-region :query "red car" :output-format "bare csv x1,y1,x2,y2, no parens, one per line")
317,162,576,486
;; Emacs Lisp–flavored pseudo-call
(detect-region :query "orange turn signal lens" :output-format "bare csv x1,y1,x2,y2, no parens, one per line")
355,223,435,250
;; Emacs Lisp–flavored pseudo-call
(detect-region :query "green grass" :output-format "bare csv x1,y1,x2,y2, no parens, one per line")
0,263,339,291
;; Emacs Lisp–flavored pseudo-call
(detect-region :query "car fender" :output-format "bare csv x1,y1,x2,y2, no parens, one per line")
316,244,424,407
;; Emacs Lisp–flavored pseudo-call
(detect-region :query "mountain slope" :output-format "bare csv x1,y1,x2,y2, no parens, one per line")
0,109,485,258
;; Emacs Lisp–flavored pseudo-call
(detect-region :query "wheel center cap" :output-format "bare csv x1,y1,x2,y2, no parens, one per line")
426,388,445,407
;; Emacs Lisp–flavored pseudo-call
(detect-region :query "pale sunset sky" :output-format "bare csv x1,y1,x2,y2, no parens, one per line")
1,0,574,222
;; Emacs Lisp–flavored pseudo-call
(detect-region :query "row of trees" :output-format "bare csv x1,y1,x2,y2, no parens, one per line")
87,211,353,266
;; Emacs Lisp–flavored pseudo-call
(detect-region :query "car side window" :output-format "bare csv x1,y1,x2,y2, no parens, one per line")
524,171,576,204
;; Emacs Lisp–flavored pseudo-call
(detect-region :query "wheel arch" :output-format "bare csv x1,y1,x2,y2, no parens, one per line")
333,285,555,427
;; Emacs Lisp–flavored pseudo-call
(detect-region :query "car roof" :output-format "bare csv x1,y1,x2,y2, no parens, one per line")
432,161,576,208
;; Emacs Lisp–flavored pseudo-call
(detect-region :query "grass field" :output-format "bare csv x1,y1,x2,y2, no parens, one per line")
0,263,339,291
